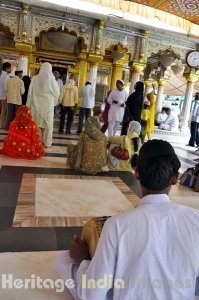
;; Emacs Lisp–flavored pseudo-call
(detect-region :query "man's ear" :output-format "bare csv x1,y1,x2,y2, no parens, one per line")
171,172,179,185
134,166,140,180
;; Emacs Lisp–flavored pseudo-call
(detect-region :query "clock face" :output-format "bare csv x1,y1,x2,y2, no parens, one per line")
187,51,199,68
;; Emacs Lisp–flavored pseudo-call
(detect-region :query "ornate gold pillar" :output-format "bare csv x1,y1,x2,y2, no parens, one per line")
179,72,199,131
20,4,29,43
156,78,168,113
111,53,129,90
95,20,105,55
144,79,153,97
78,52,89,105
130,62,146,93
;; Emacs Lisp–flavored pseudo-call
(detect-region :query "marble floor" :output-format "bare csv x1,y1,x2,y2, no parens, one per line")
0,116,198,299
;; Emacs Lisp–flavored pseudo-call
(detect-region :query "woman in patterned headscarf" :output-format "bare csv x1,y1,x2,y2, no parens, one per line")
0,106,45,159
67,116,108,174
108,120,142,171
27,62,60,148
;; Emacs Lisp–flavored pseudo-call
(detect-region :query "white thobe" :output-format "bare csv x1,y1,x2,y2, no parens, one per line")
56,194,199,300
159,113,179,131
107,89,128,122
156,112,167,124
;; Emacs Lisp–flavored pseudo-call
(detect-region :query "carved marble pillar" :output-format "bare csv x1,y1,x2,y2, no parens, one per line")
17,57,28,75
88,63,98,92
156,78,168,113
179,73,199,132
88,53,103,94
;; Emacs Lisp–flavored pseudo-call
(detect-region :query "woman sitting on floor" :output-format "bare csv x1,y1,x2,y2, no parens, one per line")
67,116,108,175
108,120,141,171
0,106,45,159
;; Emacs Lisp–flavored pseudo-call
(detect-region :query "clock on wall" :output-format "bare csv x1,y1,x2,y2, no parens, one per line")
186,50,199,68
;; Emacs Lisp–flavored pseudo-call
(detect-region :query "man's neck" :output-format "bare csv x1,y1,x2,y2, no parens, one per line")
142,187,170,197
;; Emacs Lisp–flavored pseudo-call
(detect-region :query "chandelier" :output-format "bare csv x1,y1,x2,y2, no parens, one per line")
111,43,126,61
47,31,78,49
159,48,179,68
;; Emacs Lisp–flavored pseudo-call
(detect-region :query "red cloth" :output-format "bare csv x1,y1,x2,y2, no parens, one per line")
0,106,45,159
101,90,111,124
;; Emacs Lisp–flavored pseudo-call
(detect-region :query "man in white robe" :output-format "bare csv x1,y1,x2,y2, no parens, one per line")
27,62,60,147
159,107,179,131
107,80,128,136
55,139,199,300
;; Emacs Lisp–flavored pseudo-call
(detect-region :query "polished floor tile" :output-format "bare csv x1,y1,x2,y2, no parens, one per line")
13,174,139,227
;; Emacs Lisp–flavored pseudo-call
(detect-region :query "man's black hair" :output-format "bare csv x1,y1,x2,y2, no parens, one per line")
162,107,167,111
138,140,181,191
165,107,171,113
2,62,11,71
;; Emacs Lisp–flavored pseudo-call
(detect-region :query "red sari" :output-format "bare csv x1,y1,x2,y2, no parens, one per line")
0,106,45,159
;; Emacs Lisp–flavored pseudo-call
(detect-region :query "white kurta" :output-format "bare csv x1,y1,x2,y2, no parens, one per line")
107,89,128,122
159,113,179,131
56,194,199,300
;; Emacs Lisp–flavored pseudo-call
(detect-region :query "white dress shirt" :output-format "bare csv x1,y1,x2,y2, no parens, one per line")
156,112,167,124
0,71,10,100
107,89,128,122
80,85,95,109
56,194,199,300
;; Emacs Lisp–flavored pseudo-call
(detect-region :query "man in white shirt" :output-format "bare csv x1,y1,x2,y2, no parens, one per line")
56,139,199,300
77,81,95,134
0,62,11,128
53,71,63,92
107,80,128,136
5,69,25,129
155,107,167,125
188,93,199,147
159,107,179,131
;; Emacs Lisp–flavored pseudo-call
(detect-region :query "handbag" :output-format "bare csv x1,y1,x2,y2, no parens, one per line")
111,146,129,160
179,167,197,188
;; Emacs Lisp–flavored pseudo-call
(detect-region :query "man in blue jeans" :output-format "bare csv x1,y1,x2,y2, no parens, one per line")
77,81,95,134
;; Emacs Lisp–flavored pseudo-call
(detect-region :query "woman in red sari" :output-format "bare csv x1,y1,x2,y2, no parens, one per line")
0,106,45,159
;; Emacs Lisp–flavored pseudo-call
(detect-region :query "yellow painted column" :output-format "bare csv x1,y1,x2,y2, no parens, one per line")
77,58,89,106
111,63,123,90
110,53,129,90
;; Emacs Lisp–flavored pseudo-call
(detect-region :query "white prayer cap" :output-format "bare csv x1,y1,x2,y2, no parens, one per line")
144,100,150,106
15,68,23,72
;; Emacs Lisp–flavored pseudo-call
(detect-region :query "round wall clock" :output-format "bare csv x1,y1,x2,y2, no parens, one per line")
186,50,199,68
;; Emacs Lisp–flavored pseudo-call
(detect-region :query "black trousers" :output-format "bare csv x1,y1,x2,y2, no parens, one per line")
59,106,74,132
6,103,20,129
77,107,91,132
188,121,199,146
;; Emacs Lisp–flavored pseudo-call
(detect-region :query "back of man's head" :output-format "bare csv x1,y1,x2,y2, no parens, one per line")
137,140,181,191
3,62,11,72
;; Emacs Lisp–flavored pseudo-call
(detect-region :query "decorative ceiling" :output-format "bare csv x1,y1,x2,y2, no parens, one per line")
125,0,199,25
